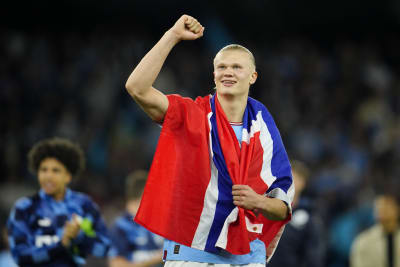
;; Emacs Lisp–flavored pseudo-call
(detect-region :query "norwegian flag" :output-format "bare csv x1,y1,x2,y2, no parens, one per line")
134,94,294,260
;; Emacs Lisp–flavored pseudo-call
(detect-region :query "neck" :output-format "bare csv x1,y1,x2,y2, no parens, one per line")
382,220,399,234
216,92,248,122
126,199,140,215
53,188,66,201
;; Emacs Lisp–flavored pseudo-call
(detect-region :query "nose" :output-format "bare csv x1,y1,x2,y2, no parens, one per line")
223,69,234,77
41,170,53,179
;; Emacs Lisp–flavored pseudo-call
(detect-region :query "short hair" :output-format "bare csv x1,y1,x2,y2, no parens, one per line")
125,169,148,200
214,44,256,69
375,180,400,205
290,160,310,182
28,137,85,178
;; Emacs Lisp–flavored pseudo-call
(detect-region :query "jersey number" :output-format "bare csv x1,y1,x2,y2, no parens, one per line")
35,235,60,247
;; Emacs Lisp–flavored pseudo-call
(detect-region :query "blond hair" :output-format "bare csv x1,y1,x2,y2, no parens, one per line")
214,44,256,69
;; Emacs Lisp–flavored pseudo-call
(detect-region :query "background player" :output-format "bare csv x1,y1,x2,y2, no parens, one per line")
7,137,111,266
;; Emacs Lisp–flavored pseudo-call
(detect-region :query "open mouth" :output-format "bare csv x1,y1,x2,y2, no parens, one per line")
42,182,56,192
222,80,236,86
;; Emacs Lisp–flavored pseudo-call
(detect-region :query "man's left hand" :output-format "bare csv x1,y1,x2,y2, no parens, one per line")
232,184,263,211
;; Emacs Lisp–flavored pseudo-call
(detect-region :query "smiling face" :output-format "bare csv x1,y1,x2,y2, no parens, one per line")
213,49,257,98
38,158,71,201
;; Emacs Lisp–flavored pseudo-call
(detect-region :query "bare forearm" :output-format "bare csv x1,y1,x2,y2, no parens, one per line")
124,15,204,121
232,185,289,221
257,196,288,221
125,30,180,97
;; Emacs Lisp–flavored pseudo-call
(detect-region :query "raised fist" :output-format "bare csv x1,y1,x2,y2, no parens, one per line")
170,15,204,41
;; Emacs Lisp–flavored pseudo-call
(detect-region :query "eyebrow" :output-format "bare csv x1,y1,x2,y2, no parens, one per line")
39,165,61,170
216,62,243,67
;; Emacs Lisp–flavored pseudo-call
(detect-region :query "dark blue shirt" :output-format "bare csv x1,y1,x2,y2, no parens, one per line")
267,197,325,267
7,189,111,266
108,212,163,264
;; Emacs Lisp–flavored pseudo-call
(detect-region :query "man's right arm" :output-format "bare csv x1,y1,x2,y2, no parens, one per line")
125,15,204,122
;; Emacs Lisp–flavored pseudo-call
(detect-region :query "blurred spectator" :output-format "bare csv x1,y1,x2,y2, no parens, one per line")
268,160,326,267
107,169,163,267
327,199,374,267
6,137,111,266
350,189,400,267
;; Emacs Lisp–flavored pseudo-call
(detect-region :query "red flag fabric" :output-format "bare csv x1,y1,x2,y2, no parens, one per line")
135,94,294,259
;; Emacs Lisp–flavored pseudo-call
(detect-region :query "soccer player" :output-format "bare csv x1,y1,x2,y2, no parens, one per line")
108,169,163,267
7,137,111,266
125,14,293,267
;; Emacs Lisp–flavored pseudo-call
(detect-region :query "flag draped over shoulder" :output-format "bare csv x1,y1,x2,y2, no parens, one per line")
134,94,294,259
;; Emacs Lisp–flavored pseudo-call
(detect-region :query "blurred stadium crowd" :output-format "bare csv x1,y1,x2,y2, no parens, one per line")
1,8,400,266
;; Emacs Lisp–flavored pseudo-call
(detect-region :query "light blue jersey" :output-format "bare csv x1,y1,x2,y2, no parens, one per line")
231,124,243,146
163,239,266,264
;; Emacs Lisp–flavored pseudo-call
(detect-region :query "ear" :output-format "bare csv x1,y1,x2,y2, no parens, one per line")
65,173,72,184
249,71,258,85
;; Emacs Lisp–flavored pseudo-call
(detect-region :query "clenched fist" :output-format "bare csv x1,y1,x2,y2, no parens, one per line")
61,214,81,247
169,15,204,41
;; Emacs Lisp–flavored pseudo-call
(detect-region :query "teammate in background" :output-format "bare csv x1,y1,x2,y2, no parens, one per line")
350,190,400,267
7,137,111,266
125,14,293,266
108,170,163,267
267,160,325,267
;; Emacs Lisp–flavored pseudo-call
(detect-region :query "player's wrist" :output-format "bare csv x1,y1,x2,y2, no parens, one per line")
165,29,182,44
256,194,268,211
61,236,71,248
